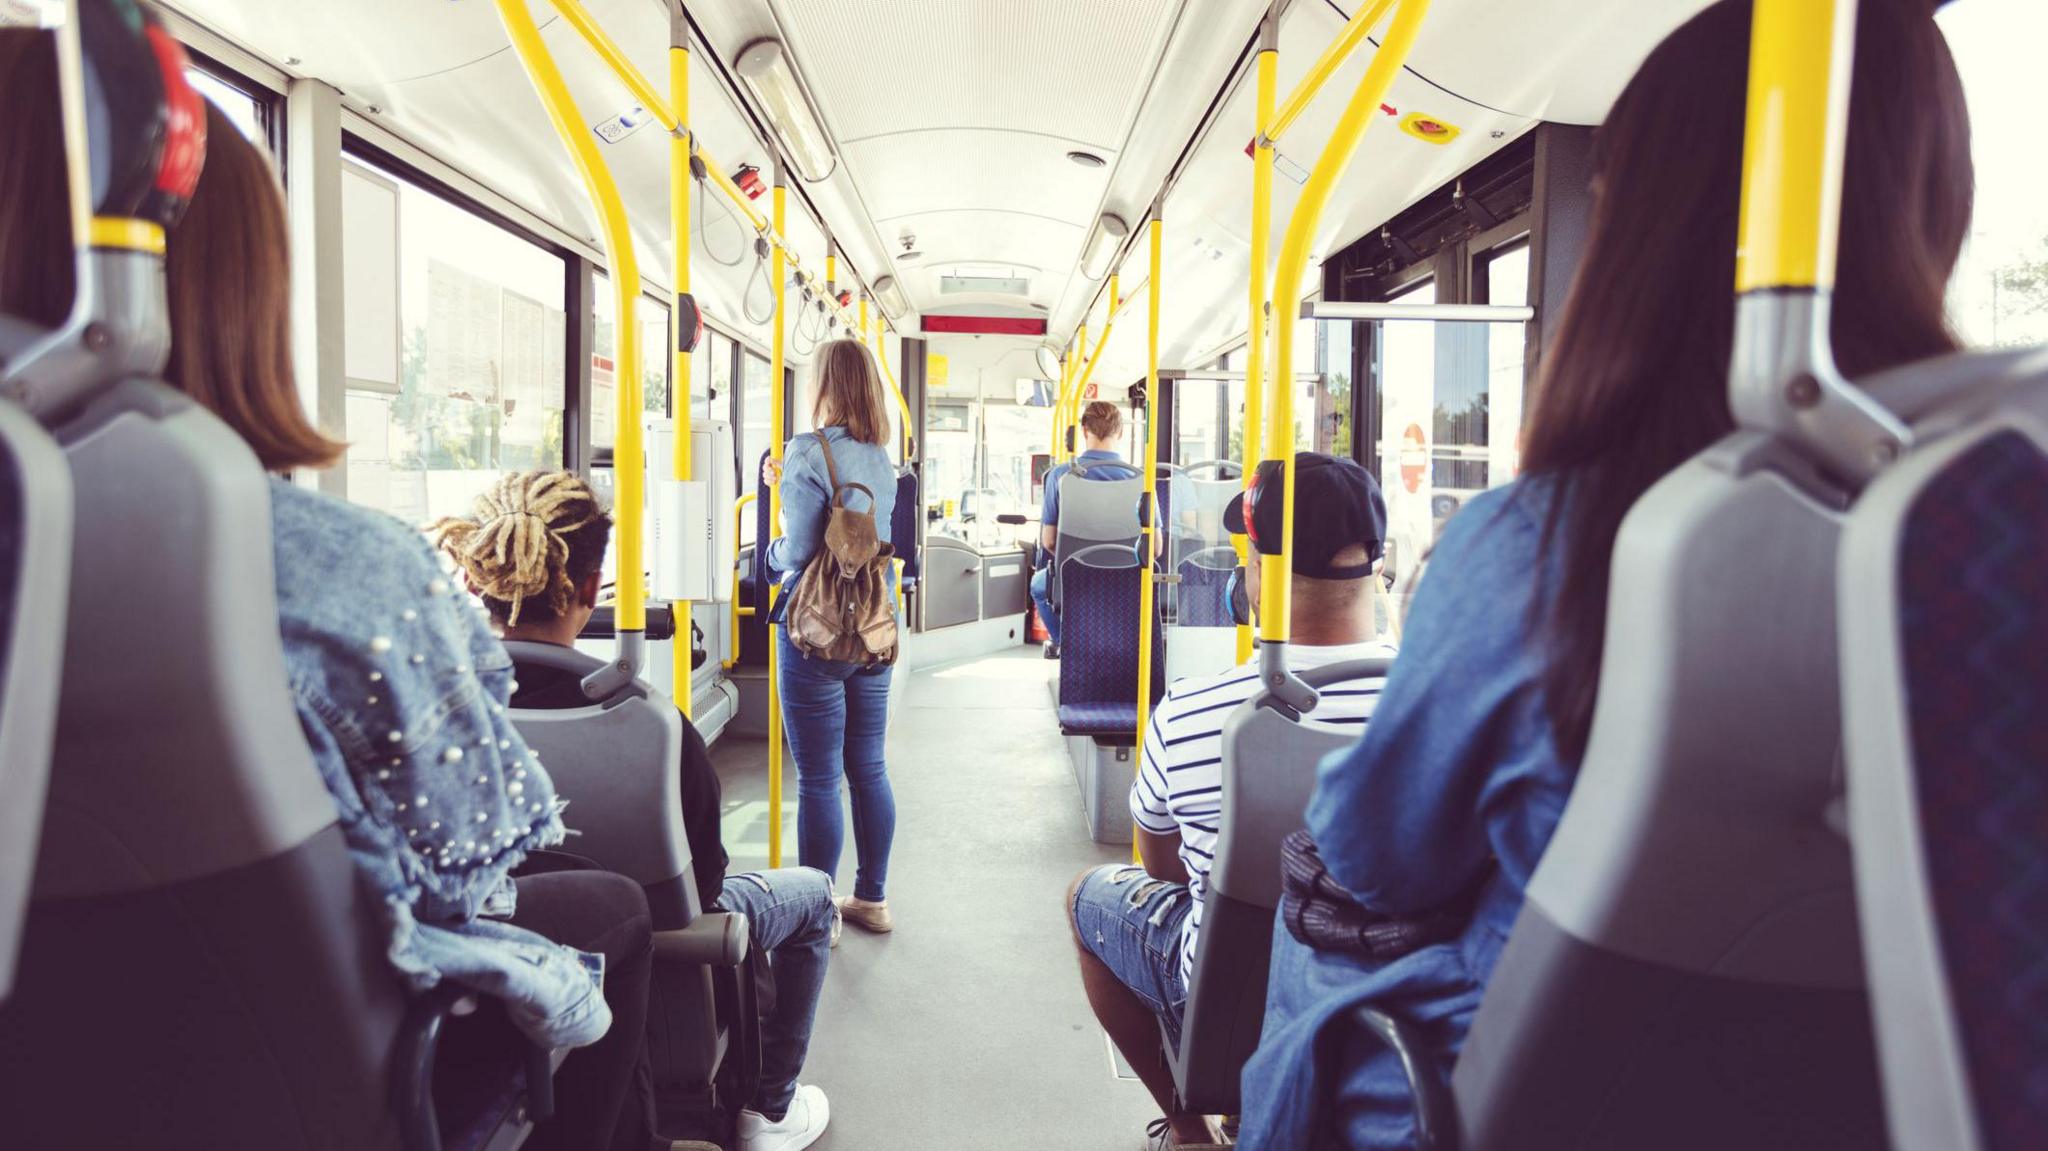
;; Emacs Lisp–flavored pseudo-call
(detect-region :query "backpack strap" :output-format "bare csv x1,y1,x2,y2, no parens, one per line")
811,432,847,507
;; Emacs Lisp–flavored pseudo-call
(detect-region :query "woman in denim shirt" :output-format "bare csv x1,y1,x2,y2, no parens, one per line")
763,339,901,935
141,105,656,1151
1238,3,1973,1146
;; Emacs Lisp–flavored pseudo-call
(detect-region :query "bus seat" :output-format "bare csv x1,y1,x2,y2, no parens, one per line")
503,641,752,1126
0,382,548,1150
1174,547,1238,630
1167,658,1393,1114
0,11,550,1138
1439,432,1885,1150
1050,463,1142,612
0,405,68,1001
892,464,920,586
1840,416,2048,1151
1056,544,1163,737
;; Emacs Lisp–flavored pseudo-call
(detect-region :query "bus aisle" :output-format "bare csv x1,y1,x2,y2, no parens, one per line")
714,647,1156,1149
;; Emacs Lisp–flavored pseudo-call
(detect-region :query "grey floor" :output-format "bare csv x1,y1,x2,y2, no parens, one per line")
711,647,1158,1150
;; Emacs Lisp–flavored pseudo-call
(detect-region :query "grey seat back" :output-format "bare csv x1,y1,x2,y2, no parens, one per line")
1167,658,1392,1114
1448,433,1884,1150
1839,391,2048,1151
0,403,69,999
1051,463,1141,609
503,641,694,926
0,382,410,1149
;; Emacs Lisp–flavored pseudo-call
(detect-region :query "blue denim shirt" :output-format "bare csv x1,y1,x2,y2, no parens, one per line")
269,480,609,1049
1240,479,1576,1149
766,426,898,587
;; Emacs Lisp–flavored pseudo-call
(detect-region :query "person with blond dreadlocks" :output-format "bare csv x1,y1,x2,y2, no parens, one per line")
438,471,838,1151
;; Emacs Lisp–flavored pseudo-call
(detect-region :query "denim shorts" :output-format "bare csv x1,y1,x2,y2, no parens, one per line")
1071,864,1194,1044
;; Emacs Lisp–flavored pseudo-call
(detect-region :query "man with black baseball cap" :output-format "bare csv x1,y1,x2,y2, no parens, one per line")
1065,451,1397,1149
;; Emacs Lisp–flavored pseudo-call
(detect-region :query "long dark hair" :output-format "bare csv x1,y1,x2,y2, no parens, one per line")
166,103,346,470
1521,0,1972,763
810,338,892,446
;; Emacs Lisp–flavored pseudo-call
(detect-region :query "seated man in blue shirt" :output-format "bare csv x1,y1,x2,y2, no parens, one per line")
1030,400,1140,658
1065,453,1398,1148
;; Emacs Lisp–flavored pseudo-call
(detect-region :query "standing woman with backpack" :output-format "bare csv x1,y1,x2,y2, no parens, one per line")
763,339,902,934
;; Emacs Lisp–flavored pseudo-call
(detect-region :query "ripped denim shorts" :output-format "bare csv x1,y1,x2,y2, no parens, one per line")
1071,864,1194,1045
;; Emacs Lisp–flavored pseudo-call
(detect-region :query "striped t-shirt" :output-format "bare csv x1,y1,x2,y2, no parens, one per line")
1130,640,1398,985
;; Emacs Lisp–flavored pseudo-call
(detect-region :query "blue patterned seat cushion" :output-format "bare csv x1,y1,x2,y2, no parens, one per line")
1900,430,2048,1151
1059,701,1142,735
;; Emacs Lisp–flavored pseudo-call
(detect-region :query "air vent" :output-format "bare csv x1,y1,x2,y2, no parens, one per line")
940,274,1031,296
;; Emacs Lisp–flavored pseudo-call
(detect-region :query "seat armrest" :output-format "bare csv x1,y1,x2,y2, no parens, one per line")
653,911,750,967
1352,1006,1458,1151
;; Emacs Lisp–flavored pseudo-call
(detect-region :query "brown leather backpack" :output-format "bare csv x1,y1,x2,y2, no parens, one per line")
783,434,899,665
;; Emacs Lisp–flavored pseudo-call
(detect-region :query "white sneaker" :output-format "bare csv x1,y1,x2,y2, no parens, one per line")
829,899,843,949
737,1084,830,1151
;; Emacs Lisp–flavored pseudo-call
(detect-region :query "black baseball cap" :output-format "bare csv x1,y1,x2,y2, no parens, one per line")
1223,452,1387,580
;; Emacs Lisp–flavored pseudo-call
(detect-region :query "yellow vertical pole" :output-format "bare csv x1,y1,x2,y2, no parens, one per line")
1261,0,1427,655
668,6,693,719
1239,24,1275,666
860,294,869,343
1133,214,1163,861
766,181,788,869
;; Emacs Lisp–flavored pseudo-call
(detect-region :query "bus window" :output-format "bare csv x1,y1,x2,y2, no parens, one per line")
692,330,731,424
1939,0,2048,347
184,69,264,142
1174,376,1223,465
1323,317,1355,458
739,350,772,545
590,281,672,451
341,159,567,523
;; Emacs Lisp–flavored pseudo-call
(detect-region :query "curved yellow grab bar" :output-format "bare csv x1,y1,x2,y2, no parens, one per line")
1261,0,1429,648
1265,0,1396,145
1061,280,1120,453
494,0,647,644
726,493,759,670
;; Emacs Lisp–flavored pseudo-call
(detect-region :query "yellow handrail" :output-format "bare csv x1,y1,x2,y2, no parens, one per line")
1132,214,1164,861
727,493,758,670
1061,280,1120,453
540,0,863,333
1265,0,1397,145
669,13,693,718
496,0,646,645
766,183,788,869
1736,0,1853,293
1238,30,1276,666
1261,0,1427,649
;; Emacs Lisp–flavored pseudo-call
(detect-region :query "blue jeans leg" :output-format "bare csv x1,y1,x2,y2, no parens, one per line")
840,664,895,902
719,868,835,1120
1030,566,1061,645
777,631,896,901
778,631,850,881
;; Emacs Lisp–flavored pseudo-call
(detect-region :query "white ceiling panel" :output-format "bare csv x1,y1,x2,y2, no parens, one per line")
848,130,1112,230
772,0,1182,147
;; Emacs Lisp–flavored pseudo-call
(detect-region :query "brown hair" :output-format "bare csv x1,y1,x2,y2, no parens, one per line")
1080,401,1122,442
165,103,345,470
0,30,74,329
433,471,612,625
810,338,891,446
1520,0,1971,763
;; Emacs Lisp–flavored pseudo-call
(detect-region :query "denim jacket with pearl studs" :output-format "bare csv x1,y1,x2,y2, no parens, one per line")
268,479,610,1049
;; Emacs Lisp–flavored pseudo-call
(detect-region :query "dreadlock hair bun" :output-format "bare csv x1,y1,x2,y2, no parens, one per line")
433,471,611,626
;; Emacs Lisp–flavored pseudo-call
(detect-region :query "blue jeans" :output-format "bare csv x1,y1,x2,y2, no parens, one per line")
1030,566,1061,645
1070,864,1193,1048
717,867,835,1119
776,629,895,902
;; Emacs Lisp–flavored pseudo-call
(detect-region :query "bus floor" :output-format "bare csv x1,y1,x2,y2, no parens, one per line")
712,646,1160,1149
